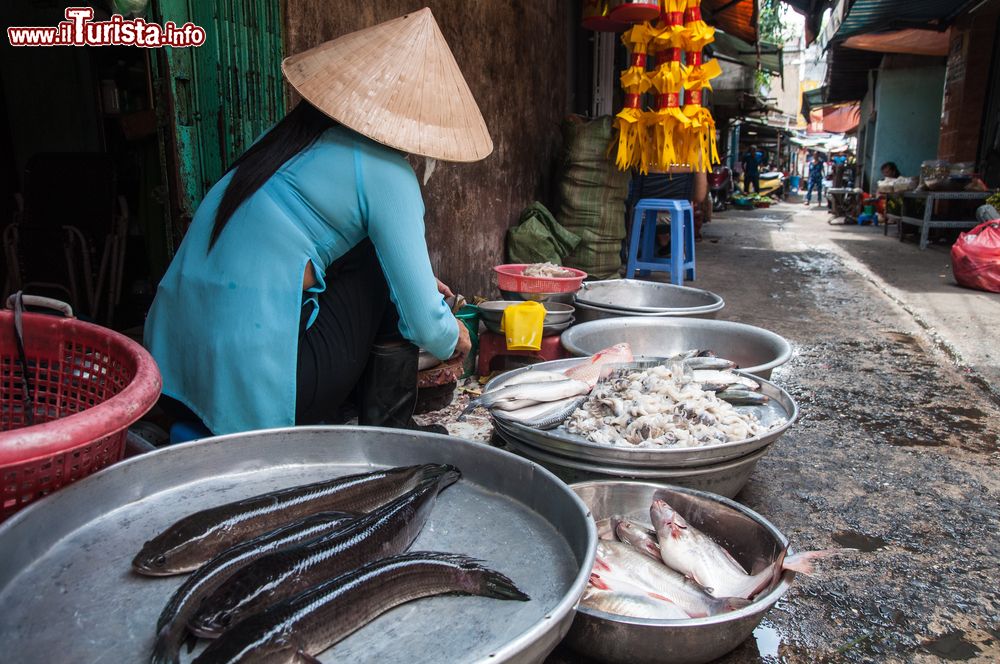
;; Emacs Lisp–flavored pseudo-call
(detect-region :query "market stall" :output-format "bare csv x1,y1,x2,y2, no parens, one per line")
0,4,843,664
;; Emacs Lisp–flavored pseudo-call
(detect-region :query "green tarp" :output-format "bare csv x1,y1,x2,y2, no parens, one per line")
506,202,581,265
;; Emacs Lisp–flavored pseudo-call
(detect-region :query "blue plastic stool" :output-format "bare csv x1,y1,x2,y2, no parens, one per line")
626,198,695,284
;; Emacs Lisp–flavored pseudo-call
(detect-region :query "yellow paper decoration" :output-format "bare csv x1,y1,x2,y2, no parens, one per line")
613,23,655,171
640,3,690,171
680,0,715,51
679,0,720,171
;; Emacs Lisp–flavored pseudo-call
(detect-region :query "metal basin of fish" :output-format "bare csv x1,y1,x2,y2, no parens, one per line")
494,428,770,499
574,280,724,321
485,359,798,469
560,317,792,379
566,481,794,664
0,426,596,664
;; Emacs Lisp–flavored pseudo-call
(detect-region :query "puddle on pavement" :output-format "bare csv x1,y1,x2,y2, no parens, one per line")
832,530,888,552
754,622,781,659
922,630,982,660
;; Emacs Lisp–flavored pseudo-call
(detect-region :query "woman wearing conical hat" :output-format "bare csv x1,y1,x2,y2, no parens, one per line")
145,9,491,436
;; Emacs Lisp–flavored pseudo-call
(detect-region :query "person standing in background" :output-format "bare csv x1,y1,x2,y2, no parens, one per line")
741,145,760,194
805,153,826,206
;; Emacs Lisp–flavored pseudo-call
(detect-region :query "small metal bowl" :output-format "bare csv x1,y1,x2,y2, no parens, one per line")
482,317,576,337
576,280,725,315
478,301,575,325
575,300,722,324
565,481,794,664
500,289,577,305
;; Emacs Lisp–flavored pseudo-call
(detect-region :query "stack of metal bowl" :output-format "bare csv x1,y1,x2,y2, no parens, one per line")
487,358,798,498
478,301,575,336
561,317,792,379
567,481,796,664
574,279,725,323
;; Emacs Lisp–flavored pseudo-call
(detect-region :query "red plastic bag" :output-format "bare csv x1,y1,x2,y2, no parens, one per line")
951,220,1000,293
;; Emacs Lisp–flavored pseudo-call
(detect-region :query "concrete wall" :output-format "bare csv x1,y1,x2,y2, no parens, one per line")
869,65,945,186
284,1,573,297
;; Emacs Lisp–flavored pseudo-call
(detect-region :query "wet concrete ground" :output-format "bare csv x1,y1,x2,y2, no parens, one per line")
686,203,999,662
425,202,1000,663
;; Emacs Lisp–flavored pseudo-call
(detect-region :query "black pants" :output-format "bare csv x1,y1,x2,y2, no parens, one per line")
743,172,760,194
296,239,402,424
160,240,398,431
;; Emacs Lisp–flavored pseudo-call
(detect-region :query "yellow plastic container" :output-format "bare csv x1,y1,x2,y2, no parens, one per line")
500,301,546,351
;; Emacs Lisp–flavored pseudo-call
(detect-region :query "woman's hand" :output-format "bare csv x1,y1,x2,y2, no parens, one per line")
435,278,454,299
452,318,472,359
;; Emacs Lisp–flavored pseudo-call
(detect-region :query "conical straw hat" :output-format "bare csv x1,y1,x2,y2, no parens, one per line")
282,8,493,162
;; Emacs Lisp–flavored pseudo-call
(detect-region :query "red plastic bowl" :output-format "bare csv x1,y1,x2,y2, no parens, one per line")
494,264,588,294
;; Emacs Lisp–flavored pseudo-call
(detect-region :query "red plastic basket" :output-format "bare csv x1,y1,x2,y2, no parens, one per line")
493,264,588,294
0,299,161,521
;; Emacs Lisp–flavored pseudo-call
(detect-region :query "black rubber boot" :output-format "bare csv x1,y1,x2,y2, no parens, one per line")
357,342,447,434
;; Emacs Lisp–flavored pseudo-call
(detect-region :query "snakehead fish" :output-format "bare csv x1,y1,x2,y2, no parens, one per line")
192,552,528,664
133,464,451,576
189,468,460,637
151,511,357,664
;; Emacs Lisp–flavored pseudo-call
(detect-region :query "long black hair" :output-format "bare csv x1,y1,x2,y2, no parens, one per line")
209,102,336,250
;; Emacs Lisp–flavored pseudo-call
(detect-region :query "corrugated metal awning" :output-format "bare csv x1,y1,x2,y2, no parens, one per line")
703,0,757,45
843,28,951,56
711,31,783,74
823,0,976,45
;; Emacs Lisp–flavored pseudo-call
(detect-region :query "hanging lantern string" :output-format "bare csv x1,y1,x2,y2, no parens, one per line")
641,1,689,171
613,23,655,171
679,0,720,171
643,46,689,170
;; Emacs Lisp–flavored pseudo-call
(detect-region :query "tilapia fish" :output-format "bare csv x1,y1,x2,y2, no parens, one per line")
133,464,451,576
563,343,635,388
192,552,529,664
593,541,748,618
189,468,459,637
651,499,841,599
151,511,356,664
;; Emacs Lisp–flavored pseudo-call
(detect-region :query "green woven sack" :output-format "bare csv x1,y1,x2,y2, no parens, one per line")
506,202,581,265
556,116,629,279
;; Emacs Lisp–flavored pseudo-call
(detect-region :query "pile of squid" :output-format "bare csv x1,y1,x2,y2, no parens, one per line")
565,358,783,448
132,465,528,664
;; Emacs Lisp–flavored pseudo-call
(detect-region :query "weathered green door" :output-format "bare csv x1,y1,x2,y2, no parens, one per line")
155,0,285,219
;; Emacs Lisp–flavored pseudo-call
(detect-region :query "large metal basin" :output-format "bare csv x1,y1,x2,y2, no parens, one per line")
494,429,770,499
576,280,725,315
561,317,793,379
0,426,596,664
486,359,798,469
566,481,794,664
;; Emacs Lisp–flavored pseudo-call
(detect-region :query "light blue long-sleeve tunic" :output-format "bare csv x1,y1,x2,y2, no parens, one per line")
144,125,458,435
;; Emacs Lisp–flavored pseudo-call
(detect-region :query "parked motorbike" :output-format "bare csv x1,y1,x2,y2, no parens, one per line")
708,164,732,211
